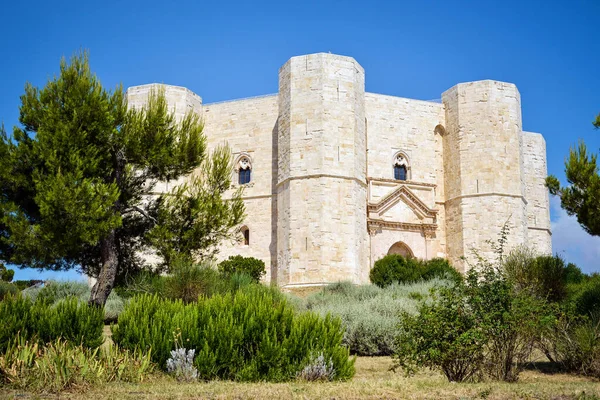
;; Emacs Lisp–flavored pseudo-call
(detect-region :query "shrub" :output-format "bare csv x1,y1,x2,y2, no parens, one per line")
394,285,486,382
164,261,222,303
166,348,198,382
572,278,600,317
304,280,450,356
565,263,586,285
0,335,154,392
369,255,424,287
21,280,125,322
0,281,18,300
421,258,462,283
542,312,600,378
297,352,336,381
0,295,104,353
503,249,568,303
0,264,14,282
218,255,266,282
112,285,354,382
465,259,555,382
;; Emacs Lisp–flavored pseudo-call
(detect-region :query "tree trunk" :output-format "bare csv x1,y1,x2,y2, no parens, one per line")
89,230,119,307
89,149,124,307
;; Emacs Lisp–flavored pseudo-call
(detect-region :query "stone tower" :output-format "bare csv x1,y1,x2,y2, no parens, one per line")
442,81,529,271
276,53,369,287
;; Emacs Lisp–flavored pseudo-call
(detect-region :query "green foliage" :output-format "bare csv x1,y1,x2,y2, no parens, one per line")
0,294,104,353
370,254,459,287
546,139,600,237
218,255,266,282
0,263,14,282
394,245,555,383
0,336,154,392
465,260,555,382
0,51,244,305
503,248,568,302
369,255,424,287
422,258,462,283
0,281,18,300
304,280,450,356
394,285,486,382
21,280,125,322
571,278,600,317
164,261,222,303
542,312,600,378
112,286,355,382
565,263,586,284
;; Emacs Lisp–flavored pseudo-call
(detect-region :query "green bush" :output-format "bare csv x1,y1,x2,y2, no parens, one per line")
572,278,600,317
218,255,266,283
21,280,125,322
164,261,223,303
304,280,450,356
421,258,462,282
394,285,486,382
369,255,424,287
112,285,354,382
503,249,568,303
394,257,555,383
542,312,600,378
370,255,459,287
0,281,18,300
0,295,104,353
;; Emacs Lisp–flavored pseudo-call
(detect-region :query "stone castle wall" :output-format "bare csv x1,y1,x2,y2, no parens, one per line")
126,52,552,286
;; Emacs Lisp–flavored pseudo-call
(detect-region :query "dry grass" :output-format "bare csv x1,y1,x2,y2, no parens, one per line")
1,357,598,400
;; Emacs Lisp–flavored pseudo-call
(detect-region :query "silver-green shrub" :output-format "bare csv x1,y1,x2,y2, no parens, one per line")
302,279,451,356
297,352,335,381
166,348,198,382
21,280,125,321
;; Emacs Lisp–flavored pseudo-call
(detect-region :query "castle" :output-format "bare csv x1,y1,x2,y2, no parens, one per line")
127,52,552,289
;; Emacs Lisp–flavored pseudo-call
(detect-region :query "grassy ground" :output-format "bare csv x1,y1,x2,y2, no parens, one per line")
1,356,598,400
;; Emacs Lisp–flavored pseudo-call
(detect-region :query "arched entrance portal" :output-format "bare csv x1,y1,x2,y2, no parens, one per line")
387,241,414,258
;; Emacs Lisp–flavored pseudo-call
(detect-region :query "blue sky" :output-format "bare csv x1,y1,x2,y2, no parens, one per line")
1,0,599,279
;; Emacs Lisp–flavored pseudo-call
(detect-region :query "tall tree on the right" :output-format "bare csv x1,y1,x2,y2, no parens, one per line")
546,112,600,236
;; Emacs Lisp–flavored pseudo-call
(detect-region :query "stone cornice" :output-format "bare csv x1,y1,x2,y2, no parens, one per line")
368,218,438,236
367,177,437,188
444,192,528,205
277,174,367,188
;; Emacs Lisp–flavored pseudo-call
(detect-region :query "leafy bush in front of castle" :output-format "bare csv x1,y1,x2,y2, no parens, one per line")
218,255,266,283
394,258,554,382
21,280,125,322
303,279,451,356
370,255,460,287
112,285,354,382
0,294,104,353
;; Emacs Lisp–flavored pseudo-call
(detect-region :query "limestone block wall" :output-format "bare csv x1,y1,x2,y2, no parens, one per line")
522,131,552,254
200,95,279,282
442,81,529,271
365,94,447,261
277,53,368,287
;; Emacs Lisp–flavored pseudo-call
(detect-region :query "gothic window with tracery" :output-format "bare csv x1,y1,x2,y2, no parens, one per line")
237,156,252,185
393,153,409,181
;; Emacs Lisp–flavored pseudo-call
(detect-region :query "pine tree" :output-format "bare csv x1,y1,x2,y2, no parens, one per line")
546,113,600,237
0,51,244,306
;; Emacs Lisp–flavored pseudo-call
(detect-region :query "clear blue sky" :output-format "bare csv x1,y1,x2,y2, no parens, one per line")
1,0,599,279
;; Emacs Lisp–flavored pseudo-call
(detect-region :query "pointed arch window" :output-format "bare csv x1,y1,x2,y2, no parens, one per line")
393,152,410,181
237,155,252,185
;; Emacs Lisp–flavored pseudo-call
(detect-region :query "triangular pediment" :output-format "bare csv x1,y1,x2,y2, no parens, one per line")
368,185,437,222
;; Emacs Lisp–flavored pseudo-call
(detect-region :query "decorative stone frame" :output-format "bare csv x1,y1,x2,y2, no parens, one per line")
234,153,253,186
392,151,411,181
